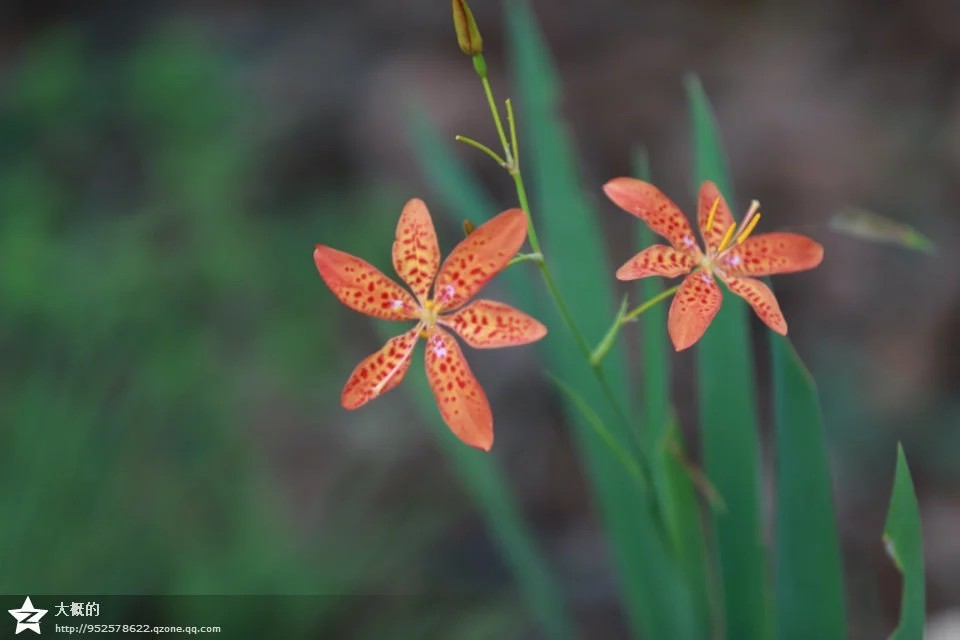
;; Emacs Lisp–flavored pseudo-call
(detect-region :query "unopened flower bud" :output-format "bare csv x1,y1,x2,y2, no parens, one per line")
452,0,483,56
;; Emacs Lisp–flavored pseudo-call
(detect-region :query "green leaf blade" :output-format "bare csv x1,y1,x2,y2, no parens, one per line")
771,337,847,640
506,3,698,637
687,74,772,640
404,105,574,640
883,444,925,640
373,320,575,640
633,148,671,445
634,148,714,638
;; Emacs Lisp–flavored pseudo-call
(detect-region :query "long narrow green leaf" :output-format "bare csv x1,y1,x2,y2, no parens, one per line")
771,337,847,639
634,149,714,638
658,424,719,634
506,3,697,637
401,115,573,640
373,327,574,640
506,1,629,405
883,444,925,640
633,148,671,445
687,74,771,640
545,371,646,491
433,426,575,640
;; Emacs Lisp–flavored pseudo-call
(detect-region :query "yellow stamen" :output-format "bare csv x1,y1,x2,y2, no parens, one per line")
704,197,720,233
736,212,761,245
716,222,738,252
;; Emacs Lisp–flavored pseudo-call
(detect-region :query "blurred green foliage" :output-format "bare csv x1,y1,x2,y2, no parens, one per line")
686,76,772,640
0,27,530,639
414,5,924,638
3,5,931,639
504,3,700,637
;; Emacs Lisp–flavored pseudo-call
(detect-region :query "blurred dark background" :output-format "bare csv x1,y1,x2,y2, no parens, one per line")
1,1,958,638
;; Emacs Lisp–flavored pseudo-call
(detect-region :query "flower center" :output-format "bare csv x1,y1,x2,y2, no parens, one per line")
701,199,763,275
420,299,440,328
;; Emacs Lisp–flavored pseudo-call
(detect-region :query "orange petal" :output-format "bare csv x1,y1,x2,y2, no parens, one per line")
440,299,547,349
616,245,696,280
424,328,493,451
720,232,824,276
433,208,528,312
603,178,699,254
697,181,736,252
392,198,440,303
314,245,419,320
723,276,787,335
668,270,723,351
341,326,421,410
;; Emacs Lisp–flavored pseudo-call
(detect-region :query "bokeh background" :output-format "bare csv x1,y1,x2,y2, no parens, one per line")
2,0,958,638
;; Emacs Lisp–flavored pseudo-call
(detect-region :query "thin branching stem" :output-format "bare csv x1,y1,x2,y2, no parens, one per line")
454,135,506,167
623,284,680,323
480,75,513,164
471,71,642,454
507,252,544,267
589,284,681,367
506,98,520,172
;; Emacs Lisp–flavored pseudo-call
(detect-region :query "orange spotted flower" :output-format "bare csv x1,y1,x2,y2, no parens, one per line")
314,199,547,451
604,179,823,351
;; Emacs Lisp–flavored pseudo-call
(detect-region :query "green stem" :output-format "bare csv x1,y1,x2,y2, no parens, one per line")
473,63,641,464
506,98,520,172
507,252,544,267
589,284,680,367
512,171,544,265
509,132,638,447
624,284,680,323
454,135,506,167
481,75,513,163
510,170,600,374
589,297,630,368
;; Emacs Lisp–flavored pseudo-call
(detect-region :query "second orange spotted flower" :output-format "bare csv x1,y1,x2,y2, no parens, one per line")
314,199,546,451
604,179,823,351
